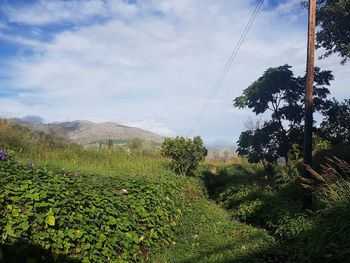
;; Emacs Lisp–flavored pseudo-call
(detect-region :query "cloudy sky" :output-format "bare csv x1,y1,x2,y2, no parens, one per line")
0,0,349,146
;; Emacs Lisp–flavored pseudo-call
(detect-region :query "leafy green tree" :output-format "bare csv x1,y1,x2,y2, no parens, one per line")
321,99,350,143
161,136,207,176
316,0,350,64
234,64,333,164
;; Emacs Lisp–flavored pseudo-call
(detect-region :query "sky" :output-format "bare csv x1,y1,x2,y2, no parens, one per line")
0,0,349,147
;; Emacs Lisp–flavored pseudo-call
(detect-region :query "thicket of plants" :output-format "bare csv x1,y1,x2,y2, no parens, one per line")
0,151,185,262
203,156,350,262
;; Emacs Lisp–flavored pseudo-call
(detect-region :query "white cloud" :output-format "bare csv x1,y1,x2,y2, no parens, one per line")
123,119,177,137
0,0,349,144
2,0,112,25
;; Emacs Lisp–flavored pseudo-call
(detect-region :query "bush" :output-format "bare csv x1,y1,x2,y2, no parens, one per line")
161,136,207,176
259,164,300,191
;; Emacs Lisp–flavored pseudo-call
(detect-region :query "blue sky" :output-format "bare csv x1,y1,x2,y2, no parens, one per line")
0,0,349,146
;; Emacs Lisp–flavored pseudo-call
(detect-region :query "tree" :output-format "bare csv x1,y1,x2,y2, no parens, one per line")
234,64,333,164
321,99,350,144
315,0,350,64
161,136,207,176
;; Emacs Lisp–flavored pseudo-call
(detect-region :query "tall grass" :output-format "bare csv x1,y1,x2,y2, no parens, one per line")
24,146,170,177
299,158,350,261
0,119,169,176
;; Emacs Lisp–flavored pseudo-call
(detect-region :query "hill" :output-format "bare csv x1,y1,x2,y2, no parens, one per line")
9,119,164,147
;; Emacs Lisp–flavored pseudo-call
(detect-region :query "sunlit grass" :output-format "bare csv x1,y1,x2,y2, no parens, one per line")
17,146,171,177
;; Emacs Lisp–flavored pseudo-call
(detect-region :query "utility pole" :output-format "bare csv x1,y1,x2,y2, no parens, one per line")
303,0,316,210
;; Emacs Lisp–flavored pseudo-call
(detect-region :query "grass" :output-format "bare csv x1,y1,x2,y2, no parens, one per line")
149,197,274,263
18,146,170,177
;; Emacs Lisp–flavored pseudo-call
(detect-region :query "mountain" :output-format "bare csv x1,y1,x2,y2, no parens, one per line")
10,119,164,147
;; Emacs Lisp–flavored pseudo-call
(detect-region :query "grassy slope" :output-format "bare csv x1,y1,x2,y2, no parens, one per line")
0,120,274,262
149,197,273,263
22,148,275,262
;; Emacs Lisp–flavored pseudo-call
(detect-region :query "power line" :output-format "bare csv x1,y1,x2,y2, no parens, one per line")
187,0,265,137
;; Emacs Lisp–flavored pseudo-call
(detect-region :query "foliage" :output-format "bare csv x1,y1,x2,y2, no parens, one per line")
321,99,350,144
150,193,274,263
161,136,207,176
316,0,350,64
260,164,300,191
0,119,70,155
0,152,183,262
0,121,166,177
0,128,278,263
202,163,314,244
302,158,350,262
313,144,350,169
233,65,333,163
203,159,350,262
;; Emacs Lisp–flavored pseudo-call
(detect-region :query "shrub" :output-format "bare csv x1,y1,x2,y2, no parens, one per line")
259,164,299,191
161,136,207,176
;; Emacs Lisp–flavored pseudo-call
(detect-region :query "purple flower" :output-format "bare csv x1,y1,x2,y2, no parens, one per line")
74,172,81,177
0,150,7,161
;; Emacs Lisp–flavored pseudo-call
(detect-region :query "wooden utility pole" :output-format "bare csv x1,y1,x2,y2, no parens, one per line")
303,0,316,210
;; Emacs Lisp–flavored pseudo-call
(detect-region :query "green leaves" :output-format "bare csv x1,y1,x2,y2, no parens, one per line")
45,215,55,226
0,157,182,262
233,64,334,163
161,136,207,176
18,221,30,231
316,0,350,64
25,192,40,201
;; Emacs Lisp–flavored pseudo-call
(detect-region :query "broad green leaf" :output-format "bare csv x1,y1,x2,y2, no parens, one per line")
45,215,55,226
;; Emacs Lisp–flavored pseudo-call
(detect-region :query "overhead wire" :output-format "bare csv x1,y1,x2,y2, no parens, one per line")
187,0,265,136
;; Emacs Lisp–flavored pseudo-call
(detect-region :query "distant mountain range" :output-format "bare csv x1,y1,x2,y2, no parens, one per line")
9,118,164,147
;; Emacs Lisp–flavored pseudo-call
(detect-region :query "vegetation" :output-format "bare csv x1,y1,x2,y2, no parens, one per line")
233,65,333,164
0,152,181,262
316,0,350,64
161,136,207,176
203,156,350,262
321,99,350,144
1,2,350,263
1,95,350,263
0,121,276,262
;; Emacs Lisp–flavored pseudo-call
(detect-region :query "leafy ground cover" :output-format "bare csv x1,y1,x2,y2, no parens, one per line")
0,153,184,262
